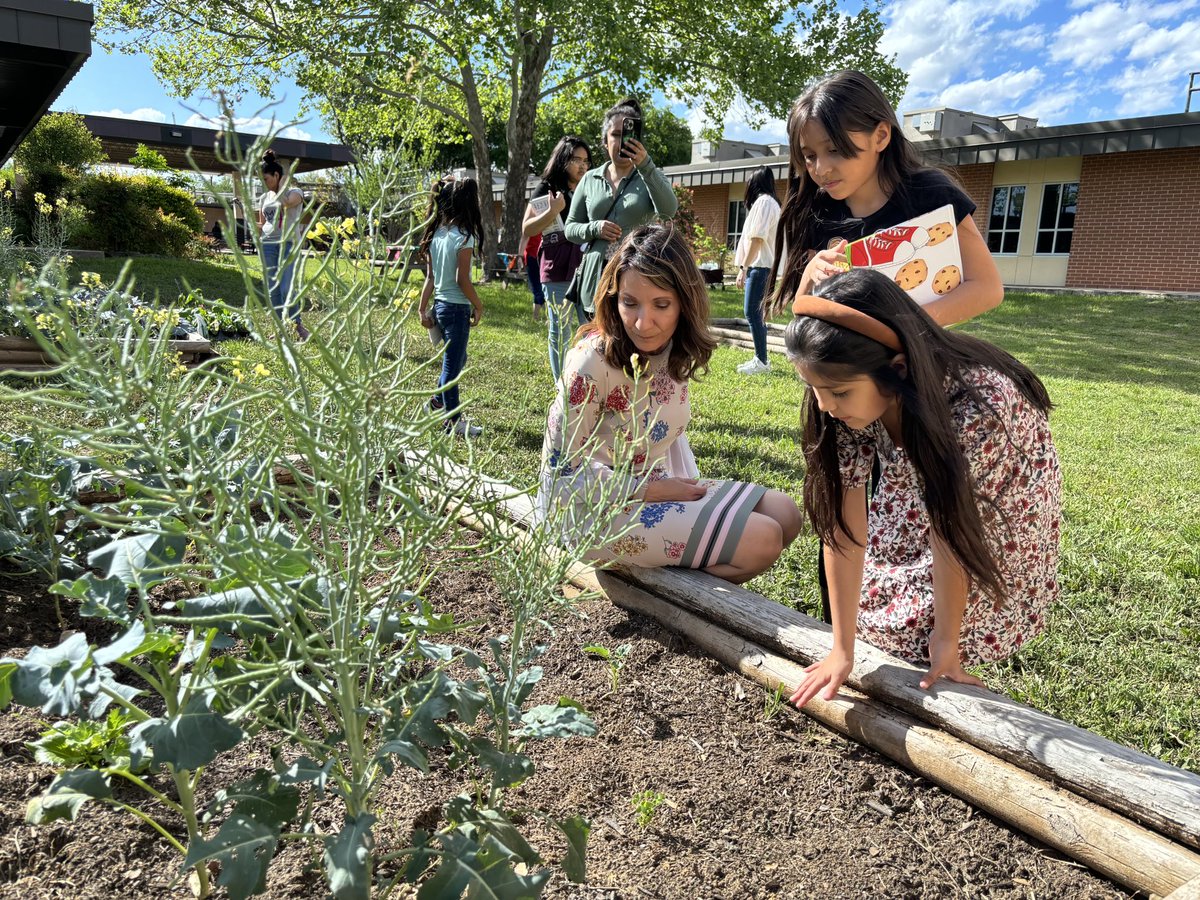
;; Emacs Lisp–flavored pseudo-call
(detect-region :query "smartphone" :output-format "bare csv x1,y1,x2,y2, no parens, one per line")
620,116,642,156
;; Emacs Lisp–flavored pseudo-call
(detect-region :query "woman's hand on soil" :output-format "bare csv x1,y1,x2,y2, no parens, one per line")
919,634,985,691
802,241,848,291
789,651,853,708
598,220,622,242
642,477,707,503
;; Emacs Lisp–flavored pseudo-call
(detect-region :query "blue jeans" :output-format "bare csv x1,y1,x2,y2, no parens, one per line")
544,281,587,383
527,253,545,306
262,241,300,323
433,301,472,422
744,266,770,364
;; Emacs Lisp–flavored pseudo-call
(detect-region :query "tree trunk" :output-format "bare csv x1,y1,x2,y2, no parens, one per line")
460,64,497,280
500,26,554,256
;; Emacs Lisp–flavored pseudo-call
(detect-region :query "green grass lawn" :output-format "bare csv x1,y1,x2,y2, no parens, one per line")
13,256,1200,771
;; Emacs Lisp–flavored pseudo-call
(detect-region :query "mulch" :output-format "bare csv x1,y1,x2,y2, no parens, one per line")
0,538,1128,899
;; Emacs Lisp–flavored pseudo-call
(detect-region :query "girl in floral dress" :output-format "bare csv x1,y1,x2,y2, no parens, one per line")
536,224,801,585
784,269,1061,703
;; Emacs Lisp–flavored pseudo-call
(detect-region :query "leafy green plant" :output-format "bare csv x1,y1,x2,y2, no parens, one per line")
29,708,139,769
583,643,632,693
630,790,667,828
0,119,632,899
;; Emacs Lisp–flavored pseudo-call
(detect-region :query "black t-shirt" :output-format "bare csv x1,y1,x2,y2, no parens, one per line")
531,182,582,282
809,168,976,253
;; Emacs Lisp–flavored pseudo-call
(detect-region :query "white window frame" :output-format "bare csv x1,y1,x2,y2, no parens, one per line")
726,200,746,250
987,185,1025,255
1035,182,1079,256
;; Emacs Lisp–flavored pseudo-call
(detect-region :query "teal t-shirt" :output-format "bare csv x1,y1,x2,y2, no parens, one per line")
431,225,475,306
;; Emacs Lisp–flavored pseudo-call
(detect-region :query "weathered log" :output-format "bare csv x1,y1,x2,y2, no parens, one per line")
711,316,788,336
440,470,1200,854
448,492,1200,897
707,324,787,347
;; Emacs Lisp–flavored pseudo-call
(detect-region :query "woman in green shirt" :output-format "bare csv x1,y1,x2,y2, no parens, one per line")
564,97,679,315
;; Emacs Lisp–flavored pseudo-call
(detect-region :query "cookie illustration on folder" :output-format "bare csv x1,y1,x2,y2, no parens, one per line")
844,204,962,305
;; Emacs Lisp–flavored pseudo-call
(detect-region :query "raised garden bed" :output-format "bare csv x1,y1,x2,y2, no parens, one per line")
0,334,217,373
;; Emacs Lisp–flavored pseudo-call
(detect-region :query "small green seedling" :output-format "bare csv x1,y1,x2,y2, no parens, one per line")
763,684,787,722
583,643,632,692
630,789,668,828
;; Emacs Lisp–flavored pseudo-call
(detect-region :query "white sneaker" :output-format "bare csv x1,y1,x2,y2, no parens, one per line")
452,418,482,437
736,357,771,375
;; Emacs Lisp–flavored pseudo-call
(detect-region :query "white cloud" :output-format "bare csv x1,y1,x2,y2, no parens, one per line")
1021,83,1086,124
937,67,1045,113
89,107,168,122
880,0,1040,110
1006,24,1046,51
1109,18,1200,115
181,113,313,142
1050,0,1198,69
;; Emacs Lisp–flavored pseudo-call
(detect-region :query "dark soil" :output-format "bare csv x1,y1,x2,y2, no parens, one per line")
0,545,1129,900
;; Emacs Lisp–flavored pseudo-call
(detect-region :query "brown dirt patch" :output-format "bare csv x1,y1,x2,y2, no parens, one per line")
0,543,1129,899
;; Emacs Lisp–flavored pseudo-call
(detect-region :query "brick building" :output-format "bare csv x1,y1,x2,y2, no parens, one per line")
659,110,1200,294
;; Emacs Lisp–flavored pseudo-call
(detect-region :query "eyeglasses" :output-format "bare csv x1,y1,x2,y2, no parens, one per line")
569,156,590,167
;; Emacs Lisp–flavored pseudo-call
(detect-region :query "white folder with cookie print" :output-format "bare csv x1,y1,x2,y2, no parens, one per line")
843,204,963,305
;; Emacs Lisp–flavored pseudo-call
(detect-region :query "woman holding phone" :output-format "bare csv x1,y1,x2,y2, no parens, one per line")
565,97,678,317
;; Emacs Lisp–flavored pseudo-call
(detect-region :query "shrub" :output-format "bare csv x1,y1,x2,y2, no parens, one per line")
13,112,106,220
73,173,204,256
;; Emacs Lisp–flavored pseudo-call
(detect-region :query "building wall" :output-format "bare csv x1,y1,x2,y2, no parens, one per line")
952,163,994,236
1066,148,1200,293
689,184,728,241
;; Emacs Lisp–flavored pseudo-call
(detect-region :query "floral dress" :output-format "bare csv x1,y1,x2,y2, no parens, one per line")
537,335,766,568
837,367,1062,665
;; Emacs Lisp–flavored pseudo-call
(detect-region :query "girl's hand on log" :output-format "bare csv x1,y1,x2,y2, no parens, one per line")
919,633,986,691
788,650,853,708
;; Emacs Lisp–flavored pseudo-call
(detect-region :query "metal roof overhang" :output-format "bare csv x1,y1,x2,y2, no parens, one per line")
0,0,93,166
83,114,356,174
659,111,1200,187
907,112,1200,166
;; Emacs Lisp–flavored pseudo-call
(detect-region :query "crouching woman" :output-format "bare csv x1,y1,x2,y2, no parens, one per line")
535,223,801,584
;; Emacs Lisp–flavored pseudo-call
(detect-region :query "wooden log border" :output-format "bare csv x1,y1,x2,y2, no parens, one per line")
444,483,1200,897
0,334,218,373
419,458,1200,857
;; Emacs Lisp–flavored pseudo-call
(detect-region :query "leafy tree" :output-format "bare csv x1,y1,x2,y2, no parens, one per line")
129,143,170,171
96,0,903,270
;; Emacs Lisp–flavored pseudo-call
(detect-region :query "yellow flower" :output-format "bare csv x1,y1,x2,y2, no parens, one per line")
34,192,46,204
2,189,13,200
253,363,270,377
55,197,68,210
81,271,102,289
340,217,356,235
38,202,52,216
232,367,245,383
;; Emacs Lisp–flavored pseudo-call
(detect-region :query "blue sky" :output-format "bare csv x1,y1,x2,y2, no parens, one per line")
57,0,1200,148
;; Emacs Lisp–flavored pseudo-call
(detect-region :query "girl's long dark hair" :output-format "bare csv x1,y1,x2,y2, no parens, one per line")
581,223,717,383
744,165,779,213
768,70,929,316
540,136,590,194
418,176,484,262
786,269,1052,603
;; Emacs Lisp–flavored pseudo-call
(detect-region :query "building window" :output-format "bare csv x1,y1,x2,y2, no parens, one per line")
727,200,746,250
1036,182,1078,254
987,185,1025,254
